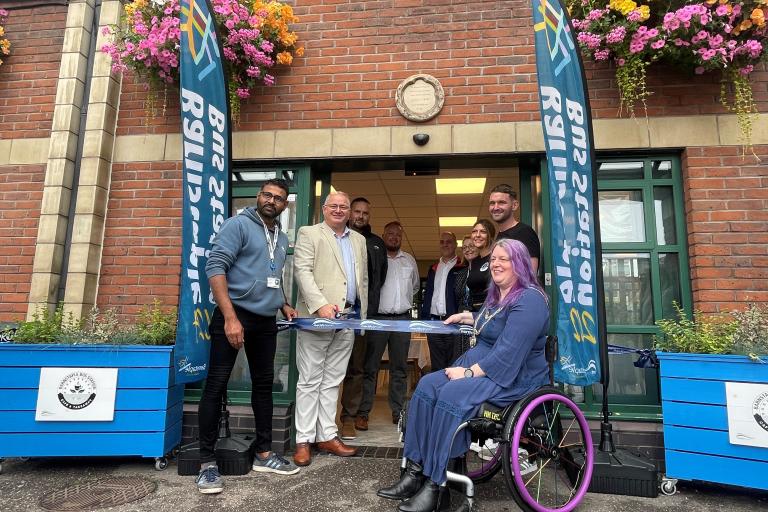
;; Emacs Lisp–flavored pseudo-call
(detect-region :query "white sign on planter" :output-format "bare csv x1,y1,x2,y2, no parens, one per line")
35,368,118,422
726,381,768,448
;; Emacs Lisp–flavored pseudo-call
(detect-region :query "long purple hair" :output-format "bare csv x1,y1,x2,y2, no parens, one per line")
484,238,545,308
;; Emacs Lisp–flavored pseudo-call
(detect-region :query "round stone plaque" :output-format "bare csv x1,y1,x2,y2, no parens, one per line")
395,74,445,122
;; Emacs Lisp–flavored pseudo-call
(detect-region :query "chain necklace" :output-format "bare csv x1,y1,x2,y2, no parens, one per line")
470,304,506,347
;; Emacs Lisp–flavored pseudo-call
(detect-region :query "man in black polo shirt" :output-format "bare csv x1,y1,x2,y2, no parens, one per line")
488,183,541,271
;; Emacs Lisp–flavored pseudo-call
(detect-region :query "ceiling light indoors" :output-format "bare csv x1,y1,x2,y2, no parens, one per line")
439,216,477,227
435,178,486,195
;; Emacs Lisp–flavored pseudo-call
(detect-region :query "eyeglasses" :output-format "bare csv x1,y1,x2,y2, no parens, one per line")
260,191,287,204
324,204,350,212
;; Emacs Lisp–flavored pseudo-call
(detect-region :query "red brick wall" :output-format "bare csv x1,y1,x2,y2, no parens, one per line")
0,5,66,139
683,145,768,313
0,5,65,321
0,164,44,322
114,0,768,135
97,161,182,319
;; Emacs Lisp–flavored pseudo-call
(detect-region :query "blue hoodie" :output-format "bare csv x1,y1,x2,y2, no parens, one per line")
205,207,288,316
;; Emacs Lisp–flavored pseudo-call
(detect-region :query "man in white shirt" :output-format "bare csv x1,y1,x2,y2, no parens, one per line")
357,221,420,426
419,232,467,372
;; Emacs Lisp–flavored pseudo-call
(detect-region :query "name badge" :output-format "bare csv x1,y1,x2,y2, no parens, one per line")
267,277,281,289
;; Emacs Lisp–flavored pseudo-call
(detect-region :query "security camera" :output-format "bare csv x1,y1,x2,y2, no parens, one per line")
412,133,430,146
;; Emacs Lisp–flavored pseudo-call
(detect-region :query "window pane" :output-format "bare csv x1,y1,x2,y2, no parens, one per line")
598,190,646,243
602,253,654,325
227,256,294,393
592,333,656,397
659,253,682,319
232,193,299,246
653,187,677,245
598,161,644,179
651,160,672,179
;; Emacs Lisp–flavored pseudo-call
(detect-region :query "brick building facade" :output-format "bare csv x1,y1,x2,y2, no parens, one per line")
1,0,767,465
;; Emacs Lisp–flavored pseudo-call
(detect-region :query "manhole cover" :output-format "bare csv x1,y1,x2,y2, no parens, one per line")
39,477,157,511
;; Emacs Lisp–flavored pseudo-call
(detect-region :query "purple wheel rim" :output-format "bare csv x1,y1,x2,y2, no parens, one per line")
466,447,501,479
511,393,593,512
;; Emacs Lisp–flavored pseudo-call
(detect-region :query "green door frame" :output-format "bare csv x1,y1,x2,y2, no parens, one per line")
184,165,313,408
536,154,690,421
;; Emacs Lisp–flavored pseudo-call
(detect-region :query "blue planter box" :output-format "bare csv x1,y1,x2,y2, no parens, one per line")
658,352,768,491
0,344,183,461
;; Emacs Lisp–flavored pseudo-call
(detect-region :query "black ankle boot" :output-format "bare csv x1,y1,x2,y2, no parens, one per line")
377,461,425,500
397,480,450,512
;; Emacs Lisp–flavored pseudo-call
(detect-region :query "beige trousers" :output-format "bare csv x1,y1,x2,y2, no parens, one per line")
295,328,355,443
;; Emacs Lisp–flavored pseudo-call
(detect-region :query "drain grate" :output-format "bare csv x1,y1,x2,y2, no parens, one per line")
39,476,157,511
354,446,404,460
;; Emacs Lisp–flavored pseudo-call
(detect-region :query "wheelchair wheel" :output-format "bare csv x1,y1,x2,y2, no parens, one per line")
502,389,593,512
465,439,503,483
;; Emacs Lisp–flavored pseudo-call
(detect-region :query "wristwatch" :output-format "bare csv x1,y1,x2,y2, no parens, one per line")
464,367,474,379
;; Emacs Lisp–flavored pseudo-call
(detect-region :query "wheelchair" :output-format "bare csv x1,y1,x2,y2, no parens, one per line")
398,336,594,512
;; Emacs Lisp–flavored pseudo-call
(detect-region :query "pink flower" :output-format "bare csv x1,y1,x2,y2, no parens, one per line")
606,25,627,44
715,4,729,16
651,39,666,50
236,87,250,99
594,49,610,60
740,65,754,75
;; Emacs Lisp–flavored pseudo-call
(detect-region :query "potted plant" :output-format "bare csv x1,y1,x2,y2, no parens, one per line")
568,0,768,145
0,301,182,472
654,303,768,492
0,8,10,66
101,0,304,120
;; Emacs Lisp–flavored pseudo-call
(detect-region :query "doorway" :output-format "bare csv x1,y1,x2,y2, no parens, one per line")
318,160,539,445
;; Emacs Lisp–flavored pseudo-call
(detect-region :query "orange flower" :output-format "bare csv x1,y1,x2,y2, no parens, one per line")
751,7,766,26
276,51,292,65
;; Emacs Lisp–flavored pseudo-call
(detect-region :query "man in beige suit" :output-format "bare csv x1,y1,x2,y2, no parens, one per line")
292,191,368,466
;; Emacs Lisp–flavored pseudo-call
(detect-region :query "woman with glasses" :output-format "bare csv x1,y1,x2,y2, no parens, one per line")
376,239,550,512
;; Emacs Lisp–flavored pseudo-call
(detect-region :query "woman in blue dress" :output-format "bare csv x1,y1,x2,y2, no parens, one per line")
377,239,550,512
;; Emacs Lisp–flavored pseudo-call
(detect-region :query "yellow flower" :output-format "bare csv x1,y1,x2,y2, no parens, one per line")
0,26,4,37
637,5,650,20
609,0,637,16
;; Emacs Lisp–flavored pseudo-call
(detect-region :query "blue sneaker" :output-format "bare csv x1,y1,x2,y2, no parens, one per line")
196,463,224,494
252,452,300,475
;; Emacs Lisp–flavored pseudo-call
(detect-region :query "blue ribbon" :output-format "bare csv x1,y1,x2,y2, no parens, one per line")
278,317,474,336
277,318,659,368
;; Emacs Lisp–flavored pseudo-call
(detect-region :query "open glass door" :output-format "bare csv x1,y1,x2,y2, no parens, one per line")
183,165,312,408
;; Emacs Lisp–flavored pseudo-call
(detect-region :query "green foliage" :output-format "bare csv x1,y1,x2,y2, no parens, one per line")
11,302,176,346
731,303,768,360
654,302,768,357
136,299,177,345
13,304,81,344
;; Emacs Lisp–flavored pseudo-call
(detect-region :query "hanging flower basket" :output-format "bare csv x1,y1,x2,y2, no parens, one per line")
569,0,768,145
102,0,304,120
0,9,11,66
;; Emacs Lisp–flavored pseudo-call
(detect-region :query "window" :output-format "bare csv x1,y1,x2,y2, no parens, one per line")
558,156,691,419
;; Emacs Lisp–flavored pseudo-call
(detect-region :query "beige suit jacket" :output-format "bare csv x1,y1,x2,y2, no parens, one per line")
293,222,369,319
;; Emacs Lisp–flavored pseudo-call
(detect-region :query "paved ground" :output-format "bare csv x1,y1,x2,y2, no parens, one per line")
1,455,767,512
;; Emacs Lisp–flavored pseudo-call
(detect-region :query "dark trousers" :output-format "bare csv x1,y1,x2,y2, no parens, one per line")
359,314,411,417
198,306,277,463
340,332,366,420
426,332,461,372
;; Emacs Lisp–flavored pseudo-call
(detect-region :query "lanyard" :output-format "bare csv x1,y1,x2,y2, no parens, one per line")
254,210,279,272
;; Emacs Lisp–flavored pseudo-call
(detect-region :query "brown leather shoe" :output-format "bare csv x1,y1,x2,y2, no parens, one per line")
354,415,369,431
293,442,312,467
317,436,357,457
340,417,357,440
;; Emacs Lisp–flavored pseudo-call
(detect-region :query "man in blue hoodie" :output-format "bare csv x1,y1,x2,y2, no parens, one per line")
197,179,298,494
